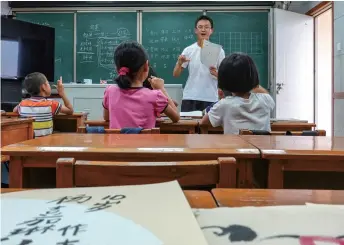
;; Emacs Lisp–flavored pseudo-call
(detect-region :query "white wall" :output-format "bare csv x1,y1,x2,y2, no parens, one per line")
334,2,344,136
1,1,11,15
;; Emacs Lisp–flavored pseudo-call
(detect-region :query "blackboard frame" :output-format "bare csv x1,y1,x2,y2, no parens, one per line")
10,1,275,8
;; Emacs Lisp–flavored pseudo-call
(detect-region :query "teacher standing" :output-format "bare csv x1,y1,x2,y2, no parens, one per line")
173,15,225,112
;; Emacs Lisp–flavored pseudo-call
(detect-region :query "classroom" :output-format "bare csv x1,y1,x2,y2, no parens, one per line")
1,1,344,244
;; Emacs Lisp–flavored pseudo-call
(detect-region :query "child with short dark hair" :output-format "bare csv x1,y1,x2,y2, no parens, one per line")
200,53,275,134
2,73,73,188
14,72,73,137
103,41,179,129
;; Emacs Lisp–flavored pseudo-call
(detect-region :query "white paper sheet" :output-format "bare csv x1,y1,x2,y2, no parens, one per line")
196,206,344,245
180,111,203,117
1,181,208,245
1,198,162,245
306,202,344,209
200,40,222,68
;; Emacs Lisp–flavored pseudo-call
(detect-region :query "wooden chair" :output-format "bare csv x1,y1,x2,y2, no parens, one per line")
56,157,237,188
239,129,326,136
77,126,160,134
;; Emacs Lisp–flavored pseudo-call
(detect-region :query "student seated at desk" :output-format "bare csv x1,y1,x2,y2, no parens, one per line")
200,53,275,134
2,73,73,188
103,41,179,129
14,72,73,137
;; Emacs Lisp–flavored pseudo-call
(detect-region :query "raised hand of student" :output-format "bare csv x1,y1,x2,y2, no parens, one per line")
57,76,65,96
209,66,218,77
177,55,190,66
148,76,165,90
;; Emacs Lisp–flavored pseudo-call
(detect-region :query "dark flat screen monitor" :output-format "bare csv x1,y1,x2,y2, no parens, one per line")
1,17,55,81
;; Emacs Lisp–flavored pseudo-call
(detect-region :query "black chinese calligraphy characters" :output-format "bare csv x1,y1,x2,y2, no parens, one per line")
58,224,87,237
56,239,80,245
18,239,33,245
56,224,87,245
85,195,126,213
10,225,55,236
202,225,257,242
17,206,65,226
49,194,92,205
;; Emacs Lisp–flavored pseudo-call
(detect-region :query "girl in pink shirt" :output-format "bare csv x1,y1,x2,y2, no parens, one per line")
103,41,180,129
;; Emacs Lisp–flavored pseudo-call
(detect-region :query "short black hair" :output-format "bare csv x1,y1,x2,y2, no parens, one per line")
195,15,214,29
218,53,260,93
23,72,47,96
114,41,148,89
143,66,157,90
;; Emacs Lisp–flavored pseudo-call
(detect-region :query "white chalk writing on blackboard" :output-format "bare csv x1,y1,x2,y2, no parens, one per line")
77,26,132,81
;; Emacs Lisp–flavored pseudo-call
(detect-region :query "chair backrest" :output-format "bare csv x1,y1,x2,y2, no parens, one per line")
56,157,236,188
77,126,105,134
78,127,160,134
105,128,160,134
85,120,109,128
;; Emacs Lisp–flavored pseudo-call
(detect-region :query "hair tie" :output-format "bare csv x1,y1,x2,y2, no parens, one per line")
118,67,129,76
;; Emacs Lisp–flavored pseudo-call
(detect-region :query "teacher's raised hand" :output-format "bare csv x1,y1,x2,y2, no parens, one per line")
177,55,190,66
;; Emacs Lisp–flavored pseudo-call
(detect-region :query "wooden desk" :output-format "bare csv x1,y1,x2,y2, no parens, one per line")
270,122,316,131
199,122,316,134
0,188,217,208
199,124,223,134
158,119,199,134
212,188,344,206
1,117,34,147
183,190,217,208
53,113,88,132
0,188,26,193
240,136,344,189
3,112,88,132
1,134,260,188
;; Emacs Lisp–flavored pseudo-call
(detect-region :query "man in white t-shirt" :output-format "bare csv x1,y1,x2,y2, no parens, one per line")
173,15,225,112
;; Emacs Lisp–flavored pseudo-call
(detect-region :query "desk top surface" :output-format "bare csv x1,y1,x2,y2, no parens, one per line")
240,135,344,159
1,134,260,157
0,117,33,126
212,188,344,207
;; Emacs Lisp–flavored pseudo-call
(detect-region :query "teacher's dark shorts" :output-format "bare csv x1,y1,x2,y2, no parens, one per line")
181,100,214,112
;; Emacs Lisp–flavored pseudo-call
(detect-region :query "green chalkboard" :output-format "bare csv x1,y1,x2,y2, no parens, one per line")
142,12,202,85
76,12,137,83
208,12,269,89
16,13,74,83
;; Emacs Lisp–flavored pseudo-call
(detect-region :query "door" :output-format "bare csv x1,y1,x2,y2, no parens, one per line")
273,8,314,122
